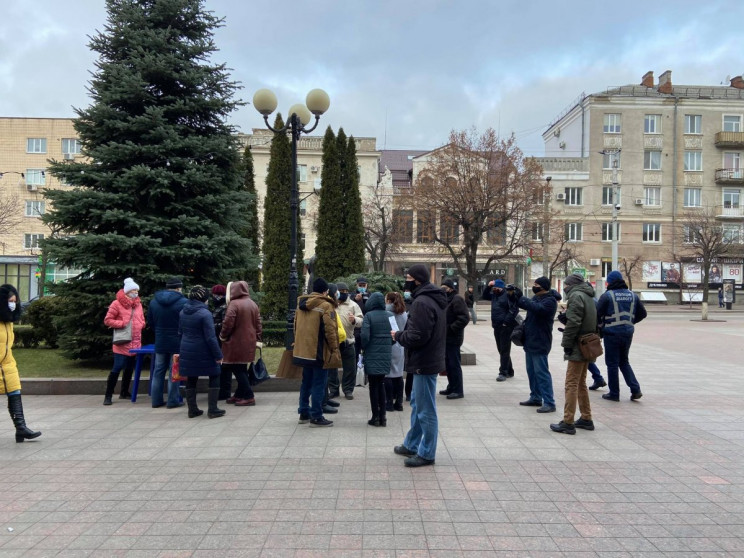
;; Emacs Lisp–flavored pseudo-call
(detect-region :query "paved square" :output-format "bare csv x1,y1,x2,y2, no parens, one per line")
1,309,743,557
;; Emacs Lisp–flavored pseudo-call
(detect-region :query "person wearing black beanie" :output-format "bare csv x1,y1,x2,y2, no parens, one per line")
313,277,329,294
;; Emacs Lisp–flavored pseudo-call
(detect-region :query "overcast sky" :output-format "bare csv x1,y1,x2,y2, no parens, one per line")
2,1,742,156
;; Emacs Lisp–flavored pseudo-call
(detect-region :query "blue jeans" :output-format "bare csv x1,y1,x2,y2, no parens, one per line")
403,374,438,461
151,353,181,408
524,352,555,407
588,362,604,382
603,333,641,397
298,366,329,419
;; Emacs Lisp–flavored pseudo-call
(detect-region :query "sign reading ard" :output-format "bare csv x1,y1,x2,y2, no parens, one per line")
492,269,507,276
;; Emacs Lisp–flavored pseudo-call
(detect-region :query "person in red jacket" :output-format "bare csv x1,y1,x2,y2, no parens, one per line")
103,278,146,405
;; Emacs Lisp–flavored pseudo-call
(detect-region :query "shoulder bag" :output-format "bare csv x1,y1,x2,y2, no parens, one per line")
249,347,270,386
510,313,525,346
112,308,135,345
578,332,603,360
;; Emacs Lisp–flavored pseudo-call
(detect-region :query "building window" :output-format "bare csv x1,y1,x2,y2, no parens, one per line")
24,233,44,249
642,223,661,243
299,199,307,216
564,222,583,242
684,188,701,207
603,113,621,134
685,114,702,134
644,114,661,134
644,150,662,170
683,225,700,244
564,187,583,206
601,261,613,278
723,115,742,132
723,224,741,243
61,138,81,155
26,138,46,153
392,209,413,243
439,214,459,245
531,223,544,242
297,164,308,182
416,210,435,244
602,186,620,206
601,222,620,241
724,152,742,178
313,178,321,190
723,189,740,209
684,151,702,171
602,151,621,170
25,201,45,217
644,187,661,206
25,169,46,186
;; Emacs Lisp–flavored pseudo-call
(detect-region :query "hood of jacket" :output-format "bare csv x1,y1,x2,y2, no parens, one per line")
182,298,207,315
298,292,336,311
567,282,595,298
548,288,563,302
154,289,184,307
413,282,448,309
365,291,385,311
228,280,251,304
607,279,628,290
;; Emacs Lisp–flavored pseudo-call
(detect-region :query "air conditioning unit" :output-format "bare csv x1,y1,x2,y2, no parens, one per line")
634,198,644,205
589,259,601,266
556,193,566,201
63,153,75,161
310,165,320,173
27,184,38,192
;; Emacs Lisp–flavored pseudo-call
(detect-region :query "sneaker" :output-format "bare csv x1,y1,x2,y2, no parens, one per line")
298,414,310,424
575,418,595,430
329,392,340,399
602,394,620,402
519,399,542,407
550,421,576,435
496,374,507,382
588,379,607,390
404,455,435,467
506,372,514,378
393,445,417,457
630,392,643,401
326,399,340,408
446,393,464,400
536,405,556,413
309,417,333,427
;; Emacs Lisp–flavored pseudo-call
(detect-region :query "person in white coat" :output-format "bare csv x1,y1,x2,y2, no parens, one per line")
384,291,408,411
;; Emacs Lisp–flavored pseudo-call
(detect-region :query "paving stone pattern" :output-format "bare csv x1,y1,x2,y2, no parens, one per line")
1,310,743,557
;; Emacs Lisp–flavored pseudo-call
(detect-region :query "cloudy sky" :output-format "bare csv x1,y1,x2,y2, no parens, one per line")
2,1,742,156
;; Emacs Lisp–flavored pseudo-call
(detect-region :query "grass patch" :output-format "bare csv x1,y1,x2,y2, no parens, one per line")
14,346,287,378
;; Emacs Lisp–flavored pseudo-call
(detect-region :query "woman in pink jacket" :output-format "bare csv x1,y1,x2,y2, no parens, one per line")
103,278,146,405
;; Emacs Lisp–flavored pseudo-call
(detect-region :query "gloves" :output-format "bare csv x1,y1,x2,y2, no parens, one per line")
557,327,565,333
564,347,572,355
557,312,567,325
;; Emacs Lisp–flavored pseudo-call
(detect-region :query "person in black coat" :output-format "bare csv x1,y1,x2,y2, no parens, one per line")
482,279,520,382
439,279,470,399
361,292,394,426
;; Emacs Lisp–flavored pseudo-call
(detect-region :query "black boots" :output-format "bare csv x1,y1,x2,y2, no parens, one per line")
185,388,203,418
207,388,225,419
103,372,118,405
119,367,133,399
8,394,41,443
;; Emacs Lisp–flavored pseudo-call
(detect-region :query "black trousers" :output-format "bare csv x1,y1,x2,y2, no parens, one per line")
186,375,219,389
493,324,515,376
221,363,254,400
367,375,386,420
384,377,404,408
445,344,463,394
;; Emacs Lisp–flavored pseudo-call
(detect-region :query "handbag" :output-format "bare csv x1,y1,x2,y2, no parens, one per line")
578,332,603,360
510,314,525,347
112,308,134,345
249,348,270,386
171,354,186,382
356,354,366,386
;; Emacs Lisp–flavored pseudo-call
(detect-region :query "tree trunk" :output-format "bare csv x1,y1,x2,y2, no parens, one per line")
701,301,709,321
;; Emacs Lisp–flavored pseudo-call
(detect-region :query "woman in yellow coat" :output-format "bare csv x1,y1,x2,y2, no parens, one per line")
1,284,41,443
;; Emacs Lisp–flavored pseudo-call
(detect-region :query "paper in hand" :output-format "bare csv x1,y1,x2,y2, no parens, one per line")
389,316,399,332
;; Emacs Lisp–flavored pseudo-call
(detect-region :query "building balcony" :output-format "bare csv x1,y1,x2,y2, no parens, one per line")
715,168,744,185
534,157,589,173
715,131,744,148
717,205,744,218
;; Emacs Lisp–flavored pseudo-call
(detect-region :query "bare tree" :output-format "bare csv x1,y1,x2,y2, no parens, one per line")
620,255,642,290
0,192,21,236
401,128,543,287
363,182,397,272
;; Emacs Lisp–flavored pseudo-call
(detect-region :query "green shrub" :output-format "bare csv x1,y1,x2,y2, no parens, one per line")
24,296,62,348
14,325,41,348
333,271,406,295
262,319,288,347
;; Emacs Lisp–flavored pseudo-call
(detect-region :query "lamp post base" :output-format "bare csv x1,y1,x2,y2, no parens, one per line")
275,349,303,379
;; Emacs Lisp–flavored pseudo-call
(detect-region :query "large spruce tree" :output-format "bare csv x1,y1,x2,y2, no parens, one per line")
241,145,261,290
313,127,345,280
43,0,255,359
342,135,366,273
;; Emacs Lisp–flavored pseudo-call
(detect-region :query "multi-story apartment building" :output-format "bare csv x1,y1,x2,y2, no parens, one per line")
538,71,744,302
0,118,80,299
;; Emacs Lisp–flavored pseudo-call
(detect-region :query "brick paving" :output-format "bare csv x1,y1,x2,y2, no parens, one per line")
1,310,743,557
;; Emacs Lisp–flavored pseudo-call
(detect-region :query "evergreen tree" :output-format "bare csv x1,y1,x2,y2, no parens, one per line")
261,114,293,320
42,0,256,359
343,135,366,273
241,145,261,290
313,126,345,280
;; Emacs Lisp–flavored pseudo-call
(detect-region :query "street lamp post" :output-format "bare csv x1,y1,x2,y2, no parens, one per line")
253,88,330,351
542,176,552,278
599,149,621,274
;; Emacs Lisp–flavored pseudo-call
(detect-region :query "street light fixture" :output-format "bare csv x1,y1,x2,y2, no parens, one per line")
253,88,330,352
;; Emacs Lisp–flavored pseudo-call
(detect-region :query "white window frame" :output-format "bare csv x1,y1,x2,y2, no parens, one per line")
683,225,700,244
683,188,701,208
531,223,544,242
61,138,81,155
723,224,741,244
644,114,661,134
25,169,46,186
602,151,621,170
644,187,661,207
723,115,742,132
23,233,44,249
723,189,740,209
723,152,742,178
601,261,613,278
685,114,702,134
24,200,45,217
565,222,583,242
603,113,621,134
26,138,46,153
642,223,661,243
601,222,621,242
644,150,662,170
602,186,621,206
564,187,583,206
684,151,702,171
297,164,308,182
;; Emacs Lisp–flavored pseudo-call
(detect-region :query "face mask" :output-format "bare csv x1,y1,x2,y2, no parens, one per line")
403,292,412,301
8,302,16,312
338,293,349,302
532,286,542,294
335,291,340,299
494,288,503,295
127,292,138,299
403,280,416,293
385,303,393,312
358,286,366,293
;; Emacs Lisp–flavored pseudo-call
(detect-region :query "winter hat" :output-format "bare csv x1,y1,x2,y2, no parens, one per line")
211,284,226,296
493,279,506,288
165,277,183,289
534,276,551,291
189,285,209,302
327,283,338,298
441,279,456,290
356,276,368,284
123,277,139,294
606,270,623,283
336,282,349,292
564,274,585,288
407,264,430,284
312,277,329,293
